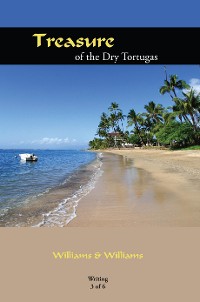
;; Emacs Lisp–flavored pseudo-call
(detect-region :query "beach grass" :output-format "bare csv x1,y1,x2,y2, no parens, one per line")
179,145,200,150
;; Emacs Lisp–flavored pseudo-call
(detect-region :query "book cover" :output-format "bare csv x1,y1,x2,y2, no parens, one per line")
0,5,200,302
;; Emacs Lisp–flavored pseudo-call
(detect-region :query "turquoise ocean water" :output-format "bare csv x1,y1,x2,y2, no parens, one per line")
0,149,101,227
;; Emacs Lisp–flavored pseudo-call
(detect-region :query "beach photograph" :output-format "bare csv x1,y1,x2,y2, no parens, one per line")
0,64,200,227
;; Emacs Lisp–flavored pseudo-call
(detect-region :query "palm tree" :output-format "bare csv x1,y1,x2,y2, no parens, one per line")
160,73,190,99
127,109,146,145
162,110,176,125
181,88,200,132
108,102,125,132
144,101,164,124
172,98,191,124
108,102,121,113
96,112,109,138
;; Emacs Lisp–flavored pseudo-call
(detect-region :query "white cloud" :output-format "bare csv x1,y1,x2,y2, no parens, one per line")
31,137,71,145
186,78,200,94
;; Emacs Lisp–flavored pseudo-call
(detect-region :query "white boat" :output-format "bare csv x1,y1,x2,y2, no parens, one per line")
19,153,38,161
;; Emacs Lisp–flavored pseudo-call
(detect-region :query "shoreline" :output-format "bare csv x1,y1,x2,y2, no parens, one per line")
68,149,200,227
0,154,101,227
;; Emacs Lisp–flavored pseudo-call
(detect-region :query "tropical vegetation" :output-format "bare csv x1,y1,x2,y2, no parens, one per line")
88,69,200,150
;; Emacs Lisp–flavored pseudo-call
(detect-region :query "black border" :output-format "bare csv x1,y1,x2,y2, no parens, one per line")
1,27,199,64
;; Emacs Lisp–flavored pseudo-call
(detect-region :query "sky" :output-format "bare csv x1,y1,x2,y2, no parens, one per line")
0,0,200,27
0,1,199,149
0,65,200,149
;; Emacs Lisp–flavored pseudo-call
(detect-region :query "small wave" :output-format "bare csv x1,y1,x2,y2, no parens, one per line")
33,159,103,227
0,207,10,217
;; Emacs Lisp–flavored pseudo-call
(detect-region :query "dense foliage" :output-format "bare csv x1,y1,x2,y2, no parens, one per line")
89,70,200,150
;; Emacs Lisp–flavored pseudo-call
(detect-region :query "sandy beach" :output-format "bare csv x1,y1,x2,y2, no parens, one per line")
68,149,200,227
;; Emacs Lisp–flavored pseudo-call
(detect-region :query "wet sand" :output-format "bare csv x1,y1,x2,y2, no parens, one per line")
0,159,100,227
68,149,200,227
